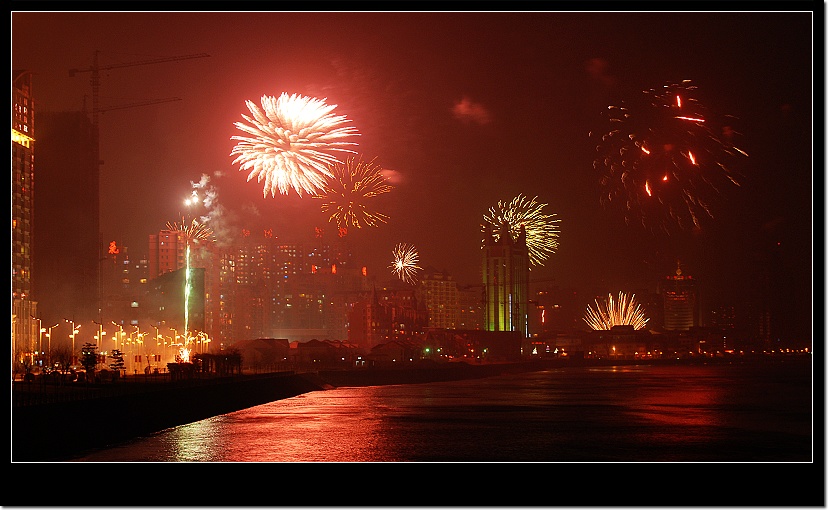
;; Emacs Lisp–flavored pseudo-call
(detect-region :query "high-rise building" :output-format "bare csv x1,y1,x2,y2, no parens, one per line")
417,267,459,329
481,224,529,336
457,284,483,330
660,262,700,331
148,230,186,280
147,228,217,340
100,242,150,327
215,228,360,343
31,110,99,325
12,70,37,360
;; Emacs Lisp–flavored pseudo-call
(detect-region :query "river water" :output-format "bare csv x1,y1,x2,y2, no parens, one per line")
65,358,813,463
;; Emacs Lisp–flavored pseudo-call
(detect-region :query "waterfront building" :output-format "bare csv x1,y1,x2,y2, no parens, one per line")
481,224,529,337
347,285,429,350
659,262,700,331
417,267,459,329
215,227,362,343
457,284,483,330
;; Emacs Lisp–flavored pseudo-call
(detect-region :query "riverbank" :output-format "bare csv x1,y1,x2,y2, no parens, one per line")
12,355,811,462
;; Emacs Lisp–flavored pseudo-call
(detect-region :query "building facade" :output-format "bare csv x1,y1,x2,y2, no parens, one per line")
659,262,700,331
481,224,529,336
12,70,37,362
31,110,99,325
417,267,459,329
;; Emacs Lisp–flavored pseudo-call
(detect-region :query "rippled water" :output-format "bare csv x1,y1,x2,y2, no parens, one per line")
67,360,813,462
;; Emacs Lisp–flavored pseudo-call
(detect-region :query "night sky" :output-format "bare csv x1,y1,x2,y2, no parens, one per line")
12,9,816,339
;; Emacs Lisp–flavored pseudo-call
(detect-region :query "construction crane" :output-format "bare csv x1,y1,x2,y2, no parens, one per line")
97,96,183,114
69,50,210,165
68,50,209,326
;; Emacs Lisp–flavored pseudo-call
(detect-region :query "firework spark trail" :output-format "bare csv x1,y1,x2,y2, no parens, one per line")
591,79,747,234
165,217,214,341
482,194,561,268
314,156,393,235
389,243,422,284
583,292,649,330
230,93,360,197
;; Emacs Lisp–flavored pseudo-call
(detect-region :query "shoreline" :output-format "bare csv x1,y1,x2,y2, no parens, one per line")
12,354,812,462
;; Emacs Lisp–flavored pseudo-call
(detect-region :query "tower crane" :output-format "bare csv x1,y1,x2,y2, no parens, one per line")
68,50,209,326
69,50,210,165
96,96,183,114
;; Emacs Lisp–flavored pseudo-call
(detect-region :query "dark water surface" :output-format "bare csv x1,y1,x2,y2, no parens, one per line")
66,359,813,463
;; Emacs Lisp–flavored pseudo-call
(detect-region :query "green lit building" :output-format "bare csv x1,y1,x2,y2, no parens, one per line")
481,224,529,337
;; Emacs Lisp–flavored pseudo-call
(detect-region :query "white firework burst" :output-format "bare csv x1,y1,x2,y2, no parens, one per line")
230,93,360,197
389,243,422,284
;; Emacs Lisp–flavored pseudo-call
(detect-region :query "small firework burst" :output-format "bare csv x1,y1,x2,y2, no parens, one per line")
230,93,359,197
591,79,747,234
583,292,649,331
314,156,393,233
482,194,561,268
389,243,422,284
166,216,214,244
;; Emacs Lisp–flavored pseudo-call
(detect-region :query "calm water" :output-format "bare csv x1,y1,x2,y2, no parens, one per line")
66,359,813,462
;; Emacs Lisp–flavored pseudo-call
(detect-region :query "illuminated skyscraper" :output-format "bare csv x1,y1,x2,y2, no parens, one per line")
660,262,700,331
482,224,529,336
12,70,37,359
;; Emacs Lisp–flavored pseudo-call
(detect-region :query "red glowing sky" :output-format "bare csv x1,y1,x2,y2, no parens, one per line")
11,9,814,334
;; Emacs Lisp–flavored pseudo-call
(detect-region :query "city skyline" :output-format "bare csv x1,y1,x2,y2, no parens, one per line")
12,9,815,343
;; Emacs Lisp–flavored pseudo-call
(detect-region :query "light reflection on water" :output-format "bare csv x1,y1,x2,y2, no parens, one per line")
68,361,812,463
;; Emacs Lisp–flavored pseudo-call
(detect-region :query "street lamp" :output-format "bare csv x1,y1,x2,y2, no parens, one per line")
31,315,42,361
150,324,161,367
64,318,80,365
44,323,58,367
132,324,142,373
111,321,124,351
92,320,106,347
170,328,179,361
92,320,106,370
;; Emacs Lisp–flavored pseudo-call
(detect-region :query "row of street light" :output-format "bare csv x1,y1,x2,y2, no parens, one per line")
21,316,212,373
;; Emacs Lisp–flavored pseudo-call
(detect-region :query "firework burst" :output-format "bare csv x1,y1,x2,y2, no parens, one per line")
230,93,360,197
583,292,649,331
389,243,422,284
314,156,393,235
591,79,747,234
165,216,214,244
482,194,561,268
